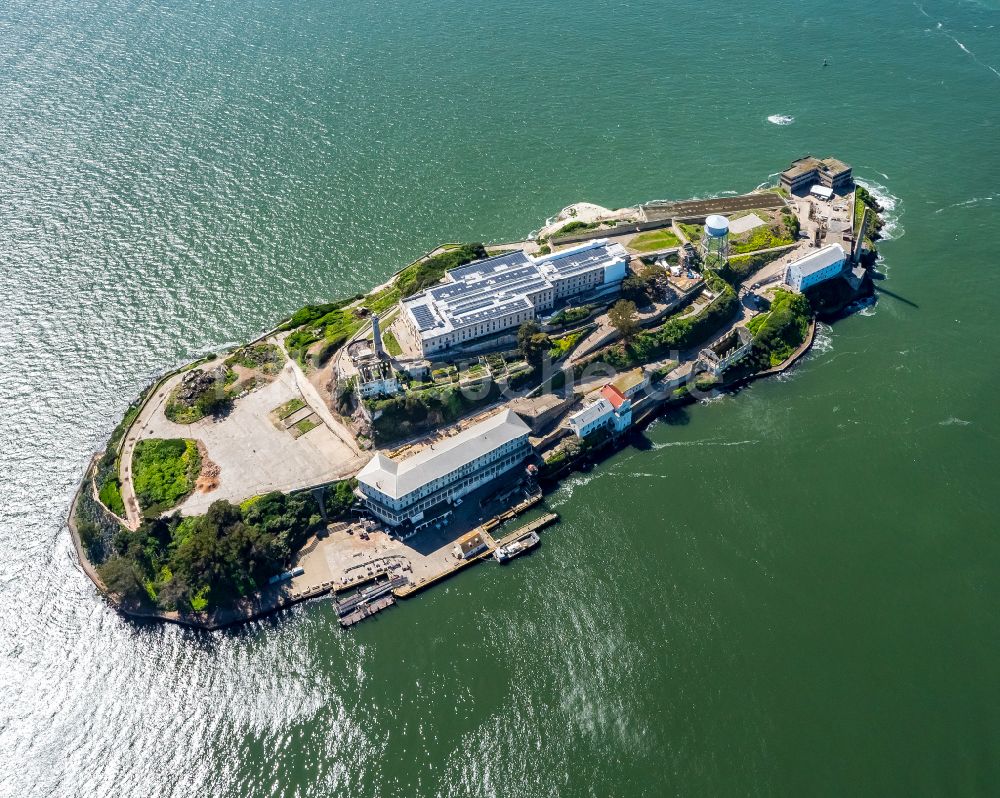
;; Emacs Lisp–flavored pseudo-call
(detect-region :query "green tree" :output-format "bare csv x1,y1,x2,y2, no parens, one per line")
609,300,640,343
621,274,651,305
195,385,231,418
98,557,147,602
517,321,549,365
325,479,358,518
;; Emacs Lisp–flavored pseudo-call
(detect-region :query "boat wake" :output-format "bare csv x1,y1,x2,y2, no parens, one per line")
935,195,996,214
767,114,795,126
549,472,600,506
649,437,758,450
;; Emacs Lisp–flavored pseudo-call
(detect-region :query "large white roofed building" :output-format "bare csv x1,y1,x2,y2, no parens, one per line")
400,240,629,356
785,243,847,292
356,409,532,526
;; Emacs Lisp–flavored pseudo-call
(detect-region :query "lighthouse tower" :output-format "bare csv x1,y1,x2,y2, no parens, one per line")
371,313,385,357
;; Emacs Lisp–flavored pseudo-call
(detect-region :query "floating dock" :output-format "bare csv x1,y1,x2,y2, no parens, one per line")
336,573,408,628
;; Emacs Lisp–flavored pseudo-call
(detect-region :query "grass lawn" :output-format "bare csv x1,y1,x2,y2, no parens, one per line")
628,228,681,253
730,225,794,255
294,418,320,436
98,474,126,517
274,397,306,420
381,329,403,356
678,222,703,243
363,285,401,315
132,438,201,515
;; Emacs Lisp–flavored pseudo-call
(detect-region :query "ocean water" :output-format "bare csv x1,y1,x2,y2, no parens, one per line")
2,0,1000,795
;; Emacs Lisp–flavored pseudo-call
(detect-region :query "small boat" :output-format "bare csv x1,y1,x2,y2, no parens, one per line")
494,531,540,563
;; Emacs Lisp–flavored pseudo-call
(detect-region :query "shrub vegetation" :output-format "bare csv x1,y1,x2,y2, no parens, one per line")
716,249,786,286
225,342,284,374
98,476,126,517
132,438,201,516
325,479,358,519
679,222,703,242
553,220,600,237
586,273,738,370
729,223,795,255
748,289,812,367
97,492,321,611
547,305,592,328
394,243,486,298
548,331,584,360
280,244,486,366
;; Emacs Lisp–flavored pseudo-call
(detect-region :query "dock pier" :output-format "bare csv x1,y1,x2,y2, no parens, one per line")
393,510,559,599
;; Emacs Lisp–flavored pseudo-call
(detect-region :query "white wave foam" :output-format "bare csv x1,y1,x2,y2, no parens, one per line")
844,295,878,317
855,177,904,241
916,3,1000,82
949,35,1000,80
939,417,972,426
811,322,835,354
767,114,795,126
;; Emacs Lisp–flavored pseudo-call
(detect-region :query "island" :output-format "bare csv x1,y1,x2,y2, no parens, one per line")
69,156,885,629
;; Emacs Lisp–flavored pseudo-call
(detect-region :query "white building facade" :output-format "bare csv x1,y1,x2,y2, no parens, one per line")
567,387,632,439
355,410,532,526
785,243,847,292
400,240,629,357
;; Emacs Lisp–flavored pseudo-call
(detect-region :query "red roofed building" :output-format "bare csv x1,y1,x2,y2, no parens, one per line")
602,384,632,434
567,384,634,440
601,384,628,409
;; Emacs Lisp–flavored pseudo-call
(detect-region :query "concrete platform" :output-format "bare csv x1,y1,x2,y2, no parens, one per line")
134,362,366,515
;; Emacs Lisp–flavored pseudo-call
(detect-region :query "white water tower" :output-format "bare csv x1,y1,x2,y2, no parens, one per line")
702,214,730,263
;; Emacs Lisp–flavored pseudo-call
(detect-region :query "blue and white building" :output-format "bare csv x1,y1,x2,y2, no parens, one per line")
356,409,532,526
785,243,847,292
401,240,629,356
567,384,632,439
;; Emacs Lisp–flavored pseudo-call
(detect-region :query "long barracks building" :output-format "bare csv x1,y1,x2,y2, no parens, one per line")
355,410,532,526
400,239,629,357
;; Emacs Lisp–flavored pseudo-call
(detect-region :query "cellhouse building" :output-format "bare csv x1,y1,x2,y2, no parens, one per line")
400,239,629,357
355,409,532,526
785,243,847,292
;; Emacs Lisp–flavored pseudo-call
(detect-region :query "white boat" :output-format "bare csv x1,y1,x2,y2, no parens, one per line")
493,531,540,563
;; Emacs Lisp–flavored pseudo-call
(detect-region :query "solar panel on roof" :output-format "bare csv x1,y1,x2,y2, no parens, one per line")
447,250,532,281
411,305,437,331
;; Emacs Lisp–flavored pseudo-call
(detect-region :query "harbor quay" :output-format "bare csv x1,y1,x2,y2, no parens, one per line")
70,155,884,629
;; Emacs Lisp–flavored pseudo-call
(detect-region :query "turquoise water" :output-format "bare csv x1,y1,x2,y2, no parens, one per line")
2,0,999,795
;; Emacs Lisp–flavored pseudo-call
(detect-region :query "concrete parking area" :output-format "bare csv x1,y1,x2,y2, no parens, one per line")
130,361,367,516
